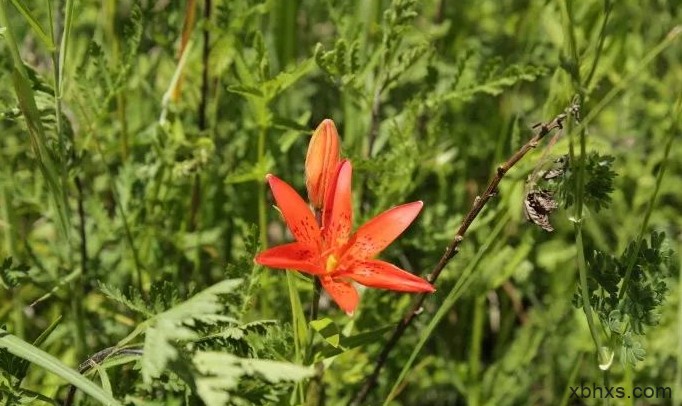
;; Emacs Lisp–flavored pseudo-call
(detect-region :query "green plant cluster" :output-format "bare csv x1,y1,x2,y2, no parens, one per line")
1,0,681,405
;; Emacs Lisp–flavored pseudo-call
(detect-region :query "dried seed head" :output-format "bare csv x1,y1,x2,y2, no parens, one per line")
524,189,558,232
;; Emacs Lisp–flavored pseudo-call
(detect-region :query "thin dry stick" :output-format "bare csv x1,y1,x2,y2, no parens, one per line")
198,0,211,130
75,177,88,284
350,103,578,405
63,346,143,406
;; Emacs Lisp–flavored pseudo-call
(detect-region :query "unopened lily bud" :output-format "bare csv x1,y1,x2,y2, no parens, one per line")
305,119,341,209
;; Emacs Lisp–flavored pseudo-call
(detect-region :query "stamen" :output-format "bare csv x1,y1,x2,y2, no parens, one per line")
325,255,338,273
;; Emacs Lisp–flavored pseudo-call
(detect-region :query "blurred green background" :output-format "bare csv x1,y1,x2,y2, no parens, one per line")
1,0,681,404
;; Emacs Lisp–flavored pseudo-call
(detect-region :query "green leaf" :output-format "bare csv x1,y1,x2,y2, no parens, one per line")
310,318,340,348
0,257,31,289
225,155,273,184
141,279,242,383
99,282,154,318
262,58,315,99
0,316,62,385
271,115,311,133
142,320,195,383
286,272,308,364
225,84,264,98
556,152,616,212
193,351,314,406
92,361,113,397
319,325,394,359
9,0,54,49
0,3,70,238
0,328,121,405
427,64,547,107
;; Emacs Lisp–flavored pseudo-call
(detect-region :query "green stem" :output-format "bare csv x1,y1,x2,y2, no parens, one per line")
575,27,681,134
558,353,584,406
617,103,678,300
254,119,270,314
49,0,86,359
562,0,608,369
467,295,485,406
569,114,607,366
576,227,605,358
307,209,323,330
308,278,321,325
104,0,128,160
623,363,633,406
257,123,268,250
91,127,144,294
0,0,70,238
676,245,682,405
583,0,612,90
48,0,71,201
603,370,611,406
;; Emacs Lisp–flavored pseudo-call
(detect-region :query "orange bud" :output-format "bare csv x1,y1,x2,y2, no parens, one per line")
305,119,341,209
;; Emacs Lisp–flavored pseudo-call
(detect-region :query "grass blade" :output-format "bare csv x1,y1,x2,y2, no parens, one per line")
9,0,54,49
0,328,121,405
0,1,70,239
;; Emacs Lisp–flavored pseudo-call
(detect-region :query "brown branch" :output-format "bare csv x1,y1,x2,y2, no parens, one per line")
350,103,577,405
198,0,211,131
190,0,211,283
502,281,528,325
75,177,88,283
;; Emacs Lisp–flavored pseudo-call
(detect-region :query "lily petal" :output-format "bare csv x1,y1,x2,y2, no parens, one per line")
322,160,353,246
305,119,341,209
343,201,423,261
339,260,434,292
266,174,321,248
321,275,359,315
255,242,322,275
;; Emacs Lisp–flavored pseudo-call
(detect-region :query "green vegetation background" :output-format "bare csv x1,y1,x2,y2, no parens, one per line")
1,0,681,405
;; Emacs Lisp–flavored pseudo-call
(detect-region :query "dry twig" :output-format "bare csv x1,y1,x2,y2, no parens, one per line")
350,102,579,405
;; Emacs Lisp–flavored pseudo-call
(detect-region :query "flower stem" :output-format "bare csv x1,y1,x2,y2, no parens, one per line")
257,123,268,249
308,209,323,325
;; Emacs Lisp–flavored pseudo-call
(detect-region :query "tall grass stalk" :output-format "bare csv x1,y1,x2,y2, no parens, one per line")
0,0,70,238
561,0,608,369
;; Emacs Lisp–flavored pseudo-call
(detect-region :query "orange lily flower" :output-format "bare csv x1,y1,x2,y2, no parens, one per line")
256,160,435,314
305,119,341,209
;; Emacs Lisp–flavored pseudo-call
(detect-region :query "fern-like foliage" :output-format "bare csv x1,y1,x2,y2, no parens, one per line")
574,231,677,365
425,61,547,108
315,0,430,104
99,274,303,404
0,257,30,289
74,4,143,118
135,279,241,383
193,351,313,406
555,152,616,212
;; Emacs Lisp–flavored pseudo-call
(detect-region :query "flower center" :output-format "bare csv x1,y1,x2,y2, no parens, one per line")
325,254,338,273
